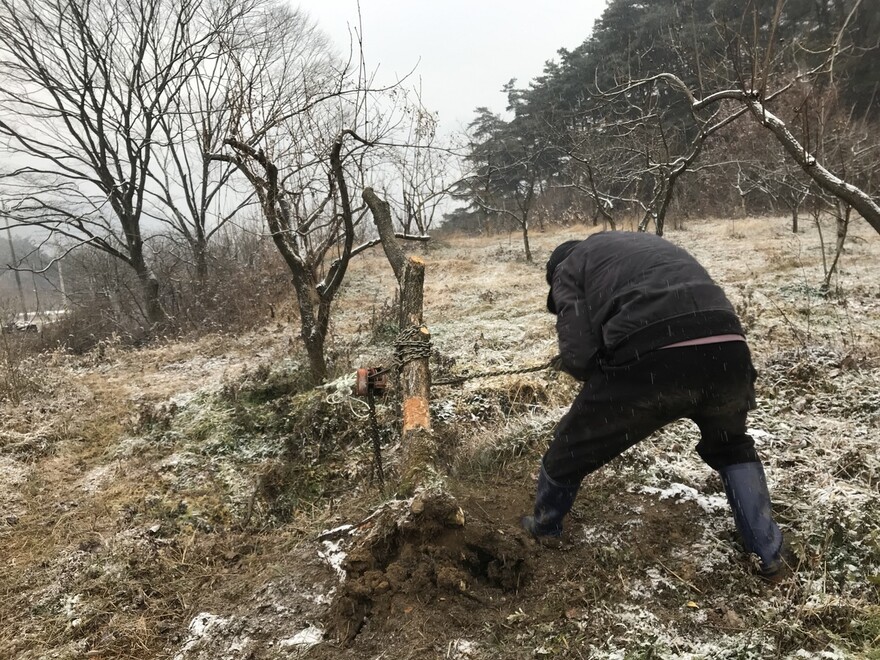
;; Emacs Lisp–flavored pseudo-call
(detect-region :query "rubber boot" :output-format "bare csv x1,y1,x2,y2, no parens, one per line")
719,461,784,578
521,463,580,537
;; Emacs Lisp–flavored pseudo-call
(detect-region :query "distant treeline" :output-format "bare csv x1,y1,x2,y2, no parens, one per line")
448,0,880,235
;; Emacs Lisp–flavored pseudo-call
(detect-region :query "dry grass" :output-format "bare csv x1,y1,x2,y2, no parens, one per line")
1,216,879,659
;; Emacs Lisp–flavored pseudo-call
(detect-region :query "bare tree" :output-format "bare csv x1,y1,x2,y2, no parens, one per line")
700,89,880,234
209,25,423,381
204,7,446,382
735,155,810,232
215,128,359,382
388,103,451,237
709,0,880,234
573,74,751,236
146,51,254,283
577,0,880,239
0,0,255,329
562,155,618,230
144,4,338,284
623,72,880,236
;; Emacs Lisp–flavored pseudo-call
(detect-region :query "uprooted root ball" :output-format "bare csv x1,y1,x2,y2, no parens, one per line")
327,491,530,643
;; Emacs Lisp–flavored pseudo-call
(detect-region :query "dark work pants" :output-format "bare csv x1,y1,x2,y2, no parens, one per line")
542,342,761,486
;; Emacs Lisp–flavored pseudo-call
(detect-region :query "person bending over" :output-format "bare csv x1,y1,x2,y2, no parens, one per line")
523,232,785,579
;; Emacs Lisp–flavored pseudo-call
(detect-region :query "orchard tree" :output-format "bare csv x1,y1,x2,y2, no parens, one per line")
470,0,880,236
211,16,437,382
391,106,451,237
145,46,255,283
0,0,255,329
144,4,336,285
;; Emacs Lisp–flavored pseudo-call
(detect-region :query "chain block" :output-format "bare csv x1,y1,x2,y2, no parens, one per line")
353,367,389,397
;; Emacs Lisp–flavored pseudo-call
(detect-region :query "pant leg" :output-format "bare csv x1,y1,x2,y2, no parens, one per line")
542,389,668,485
687,342,762,470
692,411,760,471
676,344,783,573
541,354,696,485
543,341,763,484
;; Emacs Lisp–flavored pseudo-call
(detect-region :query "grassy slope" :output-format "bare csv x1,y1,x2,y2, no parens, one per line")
0,217,878,659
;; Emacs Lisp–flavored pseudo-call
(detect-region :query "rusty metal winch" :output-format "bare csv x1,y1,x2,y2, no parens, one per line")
353,367,389,397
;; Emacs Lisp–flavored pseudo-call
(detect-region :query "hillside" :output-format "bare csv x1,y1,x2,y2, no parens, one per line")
1,217,879,659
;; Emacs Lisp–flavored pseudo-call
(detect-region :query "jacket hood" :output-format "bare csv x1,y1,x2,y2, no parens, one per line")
546,240,581,313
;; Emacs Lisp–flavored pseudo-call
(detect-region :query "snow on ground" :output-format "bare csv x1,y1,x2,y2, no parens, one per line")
1,219,879,658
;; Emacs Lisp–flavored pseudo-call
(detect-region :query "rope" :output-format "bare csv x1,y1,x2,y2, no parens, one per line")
321,371,371,418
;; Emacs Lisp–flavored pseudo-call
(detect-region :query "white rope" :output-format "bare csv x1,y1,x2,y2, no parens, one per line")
320,371,371,418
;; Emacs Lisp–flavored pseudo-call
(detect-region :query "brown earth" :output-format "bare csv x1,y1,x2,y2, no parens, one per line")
313,474,717,659
1,217,879,659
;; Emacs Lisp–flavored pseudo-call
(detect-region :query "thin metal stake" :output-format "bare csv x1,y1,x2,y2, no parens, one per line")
367,386,384,487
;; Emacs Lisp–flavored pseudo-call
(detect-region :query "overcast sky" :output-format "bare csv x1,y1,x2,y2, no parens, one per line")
295,1,610,135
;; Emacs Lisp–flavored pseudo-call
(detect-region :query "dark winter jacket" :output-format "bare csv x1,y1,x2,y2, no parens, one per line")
548,232,744,380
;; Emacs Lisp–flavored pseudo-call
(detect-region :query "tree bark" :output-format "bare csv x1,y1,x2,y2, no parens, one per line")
521,223,532,262
292,275,328,384
131,253,166,331
398,257,434,490
194,238,208,283
364,187,435,492
141,275,165,331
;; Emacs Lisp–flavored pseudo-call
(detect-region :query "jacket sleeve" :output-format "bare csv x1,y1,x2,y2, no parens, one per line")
552,261,600,381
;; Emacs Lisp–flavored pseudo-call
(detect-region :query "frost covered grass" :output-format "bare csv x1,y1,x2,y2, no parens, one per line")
1,217,879,658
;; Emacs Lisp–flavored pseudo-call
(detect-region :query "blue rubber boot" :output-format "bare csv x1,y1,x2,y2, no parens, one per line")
719,461,784,578
521,464,580,538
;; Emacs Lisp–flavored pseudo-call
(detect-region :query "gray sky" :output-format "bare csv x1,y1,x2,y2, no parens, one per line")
295,1,609,135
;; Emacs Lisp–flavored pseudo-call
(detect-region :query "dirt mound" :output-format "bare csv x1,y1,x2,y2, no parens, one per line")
326,490,530,644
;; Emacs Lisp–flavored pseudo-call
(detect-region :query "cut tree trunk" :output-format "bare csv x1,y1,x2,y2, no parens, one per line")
397,257,434,490
363,187,436,492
